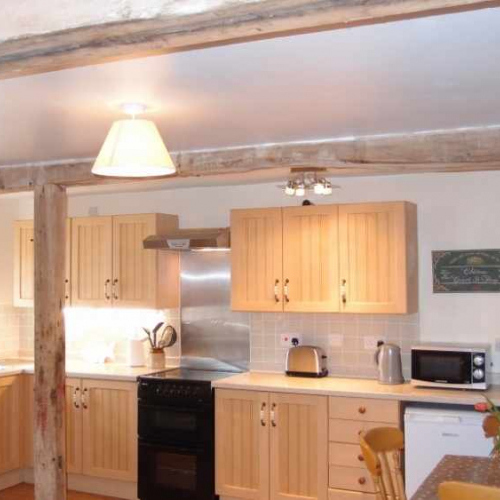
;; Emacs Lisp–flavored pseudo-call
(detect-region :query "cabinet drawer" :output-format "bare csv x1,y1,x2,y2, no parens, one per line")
328,489,377,500
329,465,376,493
329,443,366,468
329,397,400,423
329,419,388,444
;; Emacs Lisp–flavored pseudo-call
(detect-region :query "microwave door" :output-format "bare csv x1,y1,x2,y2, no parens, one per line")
413,350,472,385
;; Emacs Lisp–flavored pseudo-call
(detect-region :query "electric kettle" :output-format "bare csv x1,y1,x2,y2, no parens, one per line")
375,341,404,385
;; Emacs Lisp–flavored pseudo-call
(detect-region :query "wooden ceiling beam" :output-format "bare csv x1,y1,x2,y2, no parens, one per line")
1,126,500,194
1,0,500,80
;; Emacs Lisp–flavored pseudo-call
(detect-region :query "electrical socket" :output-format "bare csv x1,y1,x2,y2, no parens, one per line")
88,206,99,216
363,336,379,350
280,333,303,347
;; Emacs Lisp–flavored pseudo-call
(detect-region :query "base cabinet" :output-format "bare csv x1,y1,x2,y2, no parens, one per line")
0,377,20,475
215,389,328,500
22,375,137,482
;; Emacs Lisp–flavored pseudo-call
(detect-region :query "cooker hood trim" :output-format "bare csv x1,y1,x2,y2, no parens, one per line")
143,227,230,251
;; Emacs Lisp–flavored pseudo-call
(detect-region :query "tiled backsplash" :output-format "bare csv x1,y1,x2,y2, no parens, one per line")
12,306,181,364
0,303,32,358
3,304,416,381
250,312,420,379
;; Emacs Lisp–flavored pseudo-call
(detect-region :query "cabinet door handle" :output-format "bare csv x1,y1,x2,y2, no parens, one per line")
73,387,80,409
81,388,88,410
284,279,290,303
65,278,70,301
274,280,280,303
271,403,277,427
358,406,367,415
260,402,267,427
104,279,111,300
112,279,119,300
358,477,367,486
341,279,347,304
358,454,365,462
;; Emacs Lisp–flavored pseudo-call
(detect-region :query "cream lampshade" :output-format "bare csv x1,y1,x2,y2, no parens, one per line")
92,117,176,177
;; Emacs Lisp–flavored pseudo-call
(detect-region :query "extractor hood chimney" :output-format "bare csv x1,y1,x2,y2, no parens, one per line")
143,227,230,251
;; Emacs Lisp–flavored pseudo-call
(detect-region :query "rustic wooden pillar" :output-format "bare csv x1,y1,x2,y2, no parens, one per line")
34,183,67,500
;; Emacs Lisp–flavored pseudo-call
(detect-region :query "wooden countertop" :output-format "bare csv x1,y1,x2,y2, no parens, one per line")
0,359,173,381
213,372,500,405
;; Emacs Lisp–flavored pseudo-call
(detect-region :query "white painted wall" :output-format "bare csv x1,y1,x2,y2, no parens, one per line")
10,170,500,371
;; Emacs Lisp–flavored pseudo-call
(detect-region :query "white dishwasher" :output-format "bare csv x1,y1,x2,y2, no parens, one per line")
404,406,492,497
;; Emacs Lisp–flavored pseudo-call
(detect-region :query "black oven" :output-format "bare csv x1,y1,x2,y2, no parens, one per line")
411,344,490,390
137,369,232,500
138,441,214,500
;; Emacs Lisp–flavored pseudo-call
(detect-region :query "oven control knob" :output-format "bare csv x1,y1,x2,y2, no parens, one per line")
473,369,485,380
473,356,485,367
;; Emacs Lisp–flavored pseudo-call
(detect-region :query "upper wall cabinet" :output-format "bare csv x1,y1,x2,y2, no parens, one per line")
231,202,418,314
338,202,418,314
14,220,71,308
13,221,35,307
231,208,284,312
14,213,179,310
282,205,340,313
72,213,179,309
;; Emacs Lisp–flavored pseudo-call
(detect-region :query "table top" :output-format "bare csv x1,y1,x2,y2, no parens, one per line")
411,455,500,500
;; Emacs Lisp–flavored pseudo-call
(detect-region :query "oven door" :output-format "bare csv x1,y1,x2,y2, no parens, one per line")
412,349,472,386
138,403,213,446
138,440,215,500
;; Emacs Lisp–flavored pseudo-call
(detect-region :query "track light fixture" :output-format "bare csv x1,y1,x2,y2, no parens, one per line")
282,169,338,197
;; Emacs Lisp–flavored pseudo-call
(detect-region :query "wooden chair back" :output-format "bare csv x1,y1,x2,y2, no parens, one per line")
439,481,500,500
359,427,406,500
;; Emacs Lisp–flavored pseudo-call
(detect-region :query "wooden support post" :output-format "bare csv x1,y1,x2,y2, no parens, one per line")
34,183,67,500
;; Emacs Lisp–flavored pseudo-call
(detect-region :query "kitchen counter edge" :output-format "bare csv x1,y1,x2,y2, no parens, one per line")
0,362,175,382
213,372,500,406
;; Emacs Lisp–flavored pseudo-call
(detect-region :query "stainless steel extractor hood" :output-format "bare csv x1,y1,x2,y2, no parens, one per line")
143,227,230,251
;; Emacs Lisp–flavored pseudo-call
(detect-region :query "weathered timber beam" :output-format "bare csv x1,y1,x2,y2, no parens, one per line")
1,126,500,194
34,184,67,500
1,0,500,79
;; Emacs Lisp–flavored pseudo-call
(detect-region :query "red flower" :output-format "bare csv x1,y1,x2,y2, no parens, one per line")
475,402,490,412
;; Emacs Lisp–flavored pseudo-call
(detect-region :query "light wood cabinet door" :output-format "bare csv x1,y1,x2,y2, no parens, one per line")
66,378,83,474
215,389,270,500
13,220,35,307
0,376,20,474
339,202,418,314
21,376,83,473
282,205,340,312
71,217,113,307
270,393,328,500
81,379,137,481
112,214,179,309
231,208,283,312
14,220,72,308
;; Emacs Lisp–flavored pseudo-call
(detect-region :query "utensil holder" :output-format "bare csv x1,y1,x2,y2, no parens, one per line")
148,349,165,369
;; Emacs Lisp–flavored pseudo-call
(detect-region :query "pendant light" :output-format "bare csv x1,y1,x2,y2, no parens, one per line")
92,103,176,178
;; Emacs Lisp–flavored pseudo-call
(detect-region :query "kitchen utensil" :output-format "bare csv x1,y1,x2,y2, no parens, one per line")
375,341,404,385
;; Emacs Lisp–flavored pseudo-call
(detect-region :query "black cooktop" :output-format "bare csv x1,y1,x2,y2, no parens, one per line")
140,368,237,383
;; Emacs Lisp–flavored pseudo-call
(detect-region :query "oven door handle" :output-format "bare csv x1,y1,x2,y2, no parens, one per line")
139,440,205,455
138,403,211,414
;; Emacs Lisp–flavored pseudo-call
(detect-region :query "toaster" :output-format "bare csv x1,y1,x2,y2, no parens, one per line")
286,346,328,378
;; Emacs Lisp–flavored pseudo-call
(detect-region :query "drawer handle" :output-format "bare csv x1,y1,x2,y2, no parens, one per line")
358,477,367,485
358,454,365,462
358,406,367,415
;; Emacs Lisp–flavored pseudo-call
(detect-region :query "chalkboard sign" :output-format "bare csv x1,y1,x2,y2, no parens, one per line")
433,249,500,293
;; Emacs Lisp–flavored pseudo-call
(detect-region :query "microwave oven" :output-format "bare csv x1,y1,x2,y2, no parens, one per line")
411,343,491,390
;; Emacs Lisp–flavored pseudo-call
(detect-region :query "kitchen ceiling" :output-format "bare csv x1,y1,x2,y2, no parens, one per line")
0,7,499,170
